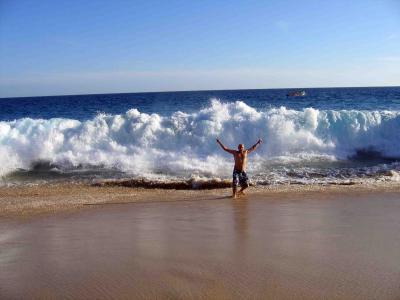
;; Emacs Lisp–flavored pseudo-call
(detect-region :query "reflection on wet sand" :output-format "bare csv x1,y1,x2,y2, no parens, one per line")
1,191,400,299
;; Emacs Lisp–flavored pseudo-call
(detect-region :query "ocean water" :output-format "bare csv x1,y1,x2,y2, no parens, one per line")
1,87,400,186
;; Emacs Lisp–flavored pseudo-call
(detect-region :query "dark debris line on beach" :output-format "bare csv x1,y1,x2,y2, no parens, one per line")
92,178,232,190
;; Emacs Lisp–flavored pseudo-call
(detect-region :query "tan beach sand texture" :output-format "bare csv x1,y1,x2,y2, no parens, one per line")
1,183,400,299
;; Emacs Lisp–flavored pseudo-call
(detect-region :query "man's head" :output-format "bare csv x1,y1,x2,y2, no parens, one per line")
238,144,244,151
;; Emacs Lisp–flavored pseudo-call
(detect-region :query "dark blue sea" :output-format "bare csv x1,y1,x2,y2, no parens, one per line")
1,87,400,186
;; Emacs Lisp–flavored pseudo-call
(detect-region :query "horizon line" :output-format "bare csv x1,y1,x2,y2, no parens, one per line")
1,84,399,100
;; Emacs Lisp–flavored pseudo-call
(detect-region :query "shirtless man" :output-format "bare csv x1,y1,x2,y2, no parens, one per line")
216,138,262,198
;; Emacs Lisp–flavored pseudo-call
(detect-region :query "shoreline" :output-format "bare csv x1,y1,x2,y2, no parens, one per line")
2,181,400,220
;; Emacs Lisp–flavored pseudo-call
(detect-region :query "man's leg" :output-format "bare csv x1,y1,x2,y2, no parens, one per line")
238,172,249,196
238,185,248,195
232,171,239,198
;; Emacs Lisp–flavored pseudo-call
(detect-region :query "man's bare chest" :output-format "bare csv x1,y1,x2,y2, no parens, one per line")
235,152,247,162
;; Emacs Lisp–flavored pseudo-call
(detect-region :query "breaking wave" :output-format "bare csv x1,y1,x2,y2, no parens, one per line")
1,99,400,185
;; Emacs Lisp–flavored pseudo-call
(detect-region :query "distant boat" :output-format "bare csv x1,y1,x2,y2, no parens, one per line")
287,90,306,97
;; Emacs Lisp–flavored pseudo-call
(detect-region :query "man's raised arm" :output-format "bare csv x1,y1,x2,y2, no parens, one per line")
247,139,263,154
216,138,236,154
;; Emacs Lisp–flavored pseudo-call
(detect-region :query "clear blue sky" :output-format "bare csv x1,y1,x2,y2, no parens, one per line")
0,0,399,97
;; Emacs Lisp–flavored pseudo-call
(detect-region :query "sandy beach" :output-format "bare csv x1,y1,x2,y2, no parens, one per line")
1,183,400,299
1,181,400,218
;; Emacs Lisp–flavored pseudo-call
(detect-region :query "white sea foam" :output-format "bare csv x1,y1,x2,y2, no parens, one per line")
1,100,400,182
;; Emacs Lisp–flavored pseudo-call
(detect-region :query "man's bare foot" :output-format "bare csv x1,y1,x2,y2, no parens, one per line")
232,193,238,199
238,190,246,196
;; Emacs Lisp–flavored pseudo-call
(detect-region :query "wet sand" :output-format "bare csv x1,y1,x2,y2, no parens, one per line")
1,186,400,299
1,182,400,219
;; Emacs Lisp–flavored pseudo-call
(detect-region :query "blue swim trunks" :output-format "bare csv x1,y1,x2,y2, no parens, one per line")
232,169,249,188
